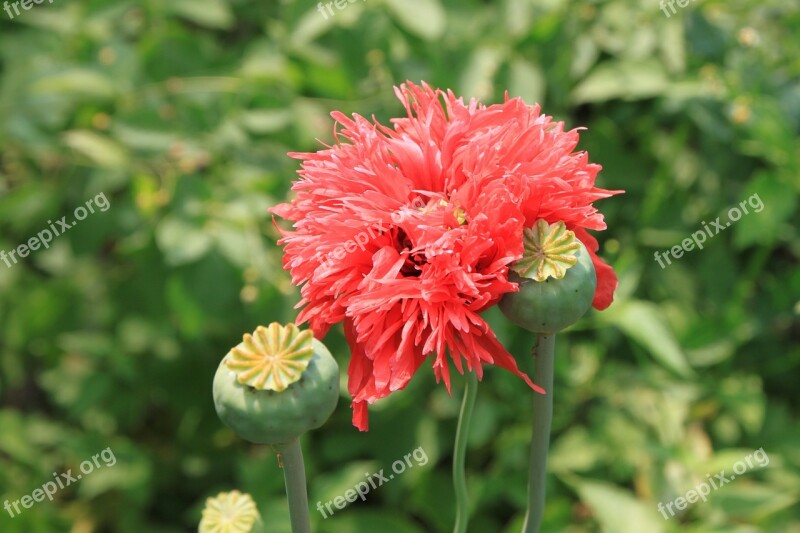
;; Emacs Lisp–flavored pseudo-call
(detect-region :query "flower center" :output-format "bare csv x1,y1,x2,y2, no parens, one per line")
417,198,467,228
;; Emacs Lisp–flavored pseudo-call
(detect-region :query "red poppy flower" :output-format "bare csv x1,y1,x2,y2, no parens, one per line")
272,82,621,430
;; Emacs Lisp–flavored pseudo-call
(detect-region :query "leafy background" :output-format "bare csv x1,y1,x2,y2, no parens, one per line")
0,0,798,531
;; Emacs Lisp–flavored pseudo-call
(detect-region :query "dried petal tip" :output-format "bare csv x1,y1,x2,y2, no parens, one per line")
224,323,314,392
513,220,581,282
199,490,263,533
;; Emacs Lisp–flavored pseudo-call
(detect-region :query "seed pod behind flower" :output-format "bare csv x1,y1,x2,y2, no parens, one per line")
500,220,596,334
199,490,264,533
213,323,339,445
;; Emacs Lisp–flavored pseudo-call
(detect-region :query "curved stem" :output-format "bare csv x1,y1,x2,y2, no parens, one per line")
277,439,312,533
453,371,479,533
522,333,556,533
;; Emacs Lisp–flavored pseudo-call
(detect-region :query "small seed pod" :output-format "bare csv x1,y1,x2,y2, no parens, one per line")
500,220,596,334
213,323,339,446
199,490,264,533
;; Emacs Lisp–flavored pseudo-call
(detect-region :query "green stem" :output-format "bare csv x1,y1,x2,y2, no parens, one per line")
453,371,479,533
522,333,556,533
277,439,312,533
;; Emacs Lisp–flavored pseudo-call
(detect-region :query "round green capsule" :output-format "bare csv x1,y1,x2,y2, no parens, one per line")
500,220,597,334
212,323,339,446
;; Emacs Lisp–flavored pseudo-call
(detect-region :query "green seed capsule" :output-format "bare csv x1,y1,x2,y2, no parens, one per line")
212,323,339,446
199,490,264,533
500,220,597,334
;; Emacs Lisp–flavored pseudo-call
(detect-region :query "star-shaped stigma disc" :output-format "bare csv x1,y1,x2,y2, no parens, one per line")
199,490,261,533
224,323,314,391
513,219,582,282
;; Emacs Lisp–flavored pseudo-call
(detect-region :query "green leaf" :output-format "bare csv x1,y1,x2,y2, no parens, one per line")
508,58,546,104
310,461,378,505
503,0,534,39
31,69,115,98
571,35,599,79
62,130,128,169
239,109,294,134
166,276,207,337
733,171,796,248
384,0,446,41
600,300,694,378
563,476,666,533
113,124,180,152
318,510,422,533
712,483,797,520
571,59,669,104
659,20,686,73
155,216,213,266
459,46,506,100
716,376,765,434
549,428,602,473
168,0,234,29
290,7,336,47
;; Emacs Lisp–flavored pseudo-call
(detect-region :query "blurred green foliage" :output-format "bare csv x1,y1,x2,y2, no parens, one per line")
1,0,799,531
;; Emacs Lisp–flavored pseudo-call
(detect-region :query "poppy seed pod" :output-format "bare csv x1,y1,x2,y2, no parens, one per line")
199,490,264,533
500,220,597,334
213,323,339,446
